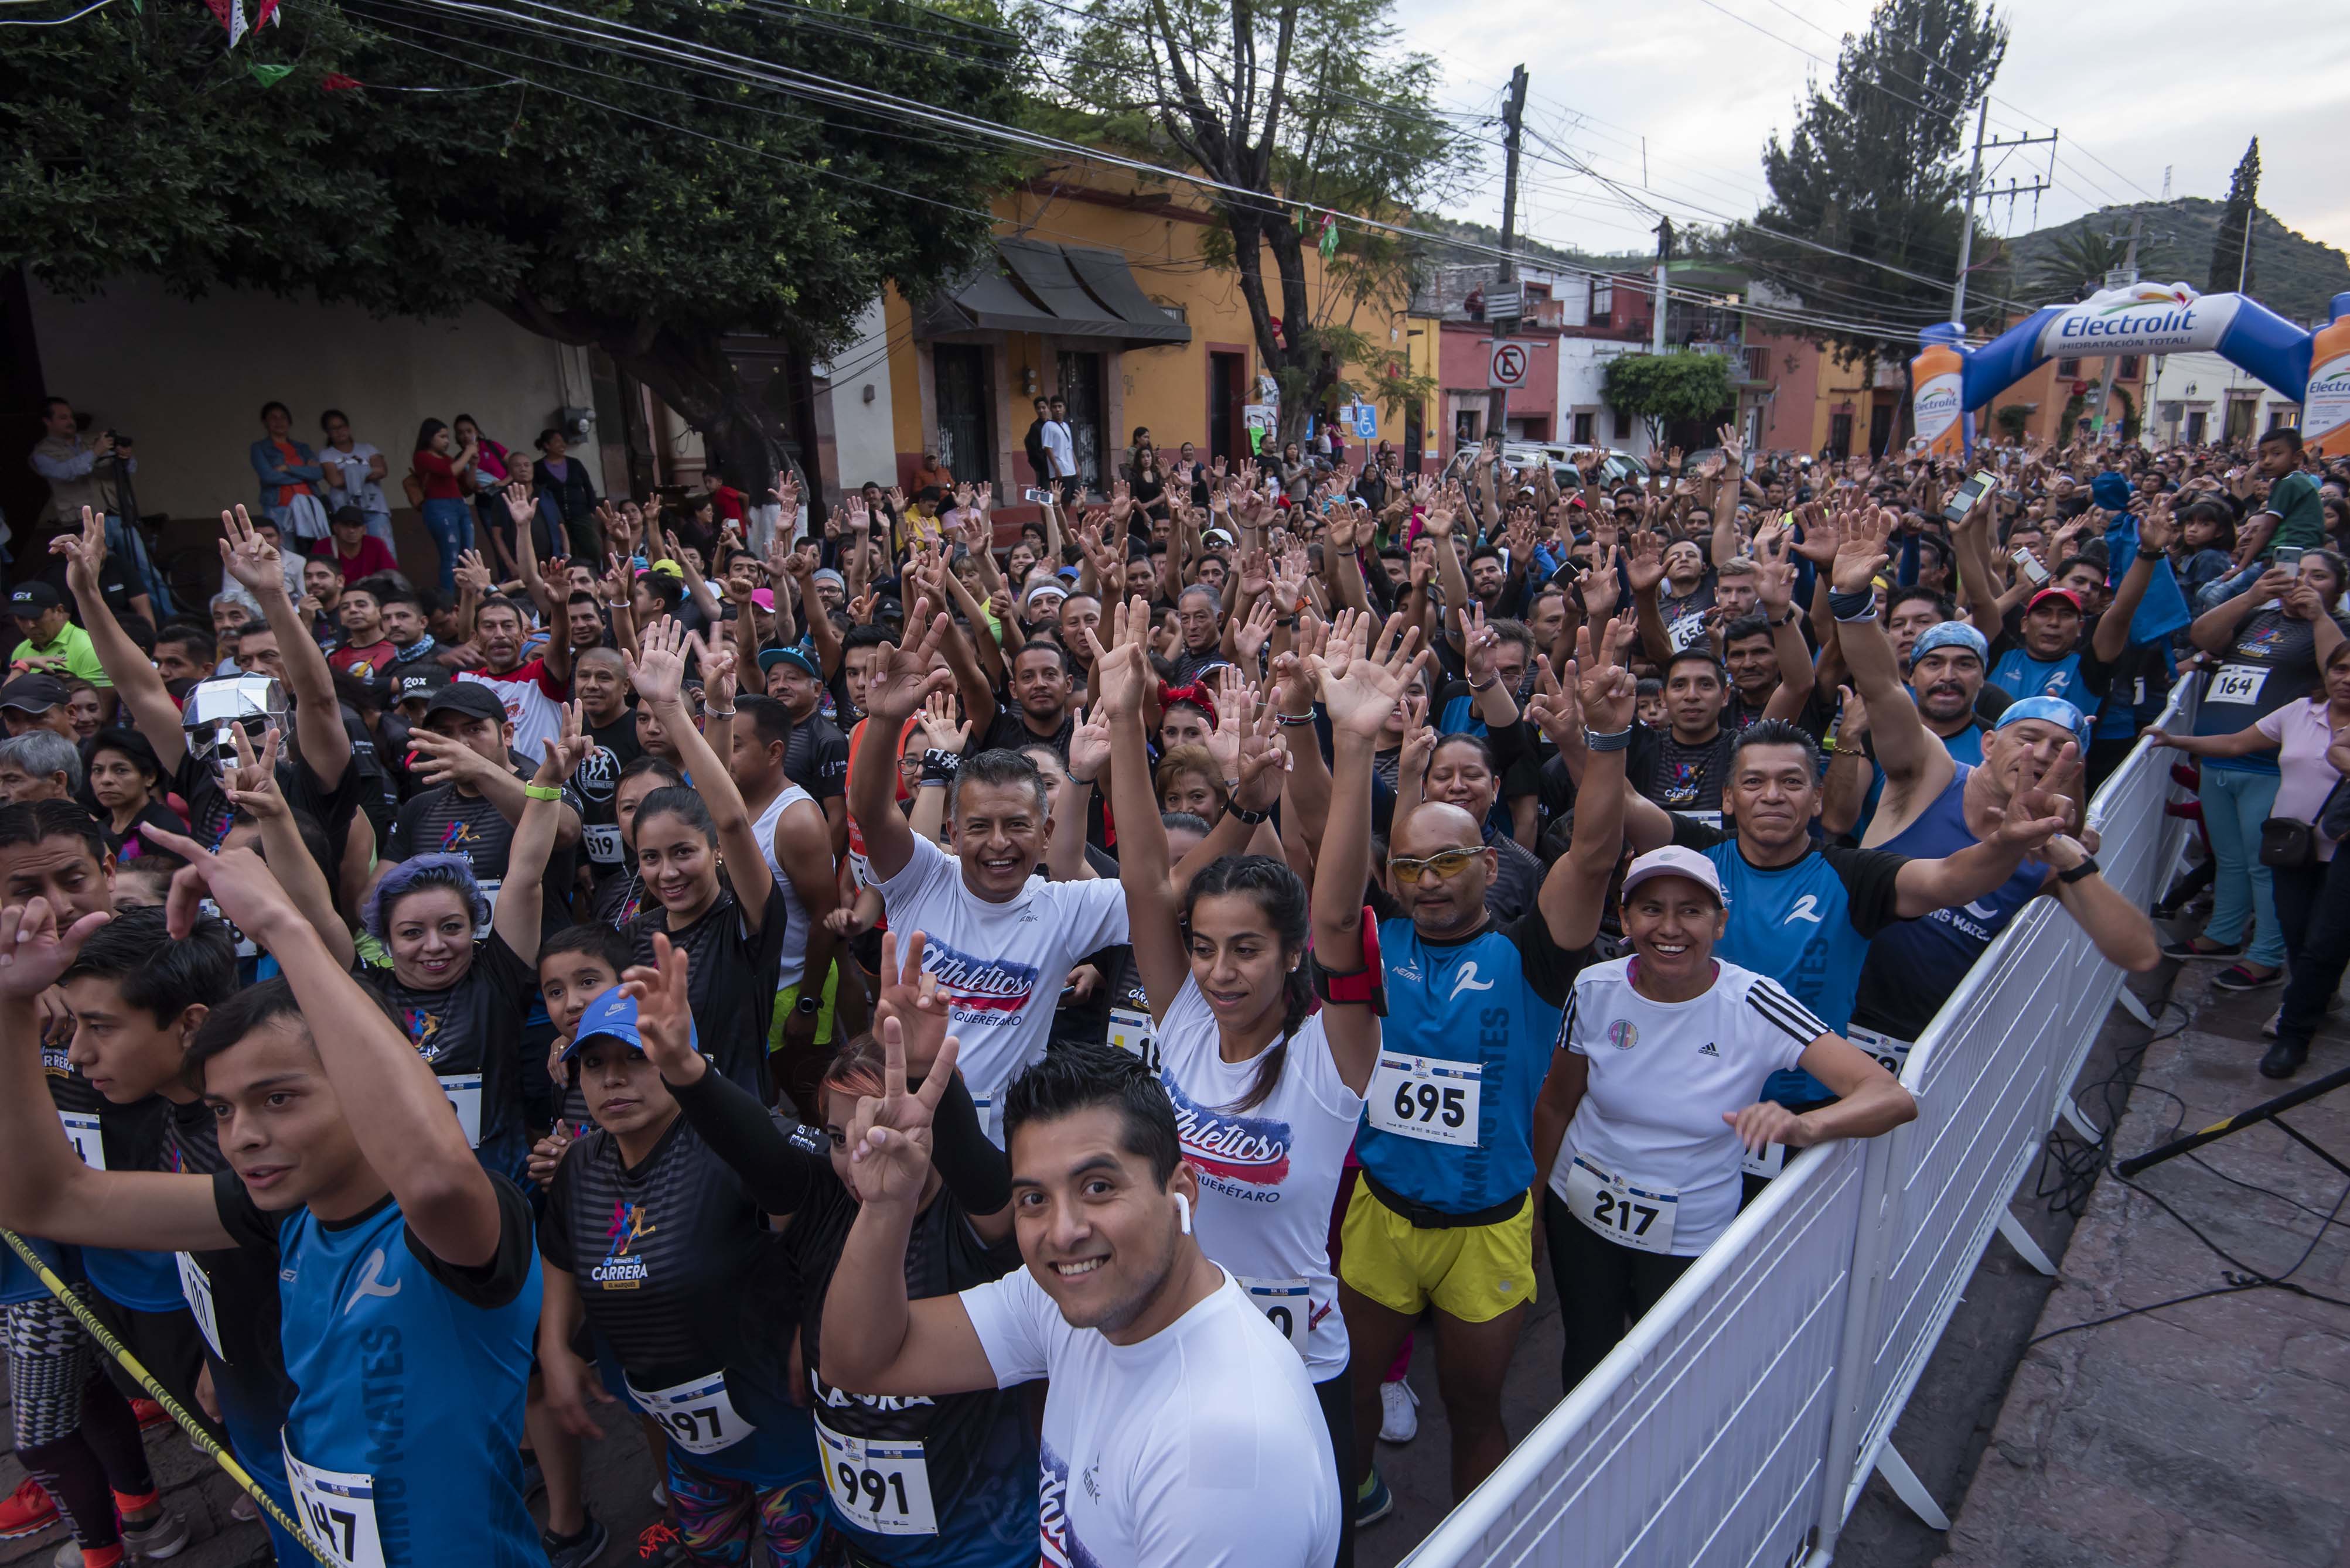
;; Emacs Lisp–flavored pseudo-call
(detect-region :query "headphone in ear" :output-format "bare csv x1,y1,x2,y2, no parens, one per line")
1174,1191,1193,1235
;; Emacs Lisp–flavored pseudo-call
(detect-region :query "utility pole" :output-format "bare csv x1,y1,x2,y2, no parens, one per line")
1949,103,2056,327
1490,63,1529,443
1651,216,1672,355
2091,210,2143,433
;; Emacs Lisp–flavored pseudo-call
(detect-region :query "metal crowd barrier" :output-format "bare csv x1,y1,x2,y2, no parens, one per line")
1401,682,2199,1568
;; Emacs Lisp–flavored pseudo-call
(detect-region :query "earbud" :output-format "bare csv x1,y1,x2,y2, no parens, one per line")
1174,1192,1193,1235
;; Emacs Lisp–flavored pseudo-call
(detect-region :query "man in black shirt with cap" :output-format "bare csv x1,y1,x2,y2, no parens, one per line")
387,681,584,935
0,674,80,740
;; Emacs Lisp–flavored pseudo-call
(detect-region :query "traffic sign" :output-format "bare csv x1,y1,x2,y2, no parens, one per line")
1489,341,1530,388
1349,403,1377,439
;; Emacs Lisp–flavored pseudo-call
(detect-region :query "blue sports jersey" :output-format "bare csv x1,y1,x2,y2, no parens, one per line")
1987,646,2092,720
1861,718,1985,834
218,1176,543,1568
1852,764,2047,1043
1695,836,1903,1034
1356,911,1584,1215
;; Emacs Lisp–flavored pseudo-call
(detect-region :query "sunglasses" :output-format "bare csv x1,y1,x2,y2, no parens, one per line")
1389,848,1482,884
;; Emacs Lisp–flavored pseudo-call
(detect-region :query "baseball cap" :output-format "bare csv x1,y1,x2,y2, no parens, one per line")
2026,587,2083,615
1620,845,1728,907
751,587,776,613
758,644,822,679
0,673,69,713
1908,621,1988,668
9,582,60,617
560,987,700,1063
421,682,509,724
390,664,452,706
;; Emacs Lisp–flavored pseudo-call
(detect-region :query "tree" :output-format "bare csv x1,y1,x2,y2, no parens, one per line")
1602,351,1733,449
1994,403,2031,439
2208,138,2261,299
0,0,1028,492
1055,0,1469,443
2027,224,2131,305
1728,0,2008,366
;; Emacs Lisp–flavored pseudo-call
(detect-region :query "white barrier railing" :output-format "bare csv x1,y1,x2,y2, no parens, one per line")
1401,688,2198,1568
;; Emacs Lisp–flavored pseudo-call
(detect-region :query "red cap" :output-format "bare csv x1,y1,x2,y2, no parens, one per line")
2027,586,2083,614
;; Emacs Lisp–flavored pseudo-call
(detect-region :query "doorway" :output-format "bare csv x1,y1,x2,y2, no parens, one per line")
1209,351,1244,463
932,344,995,487
1056,350,1104,497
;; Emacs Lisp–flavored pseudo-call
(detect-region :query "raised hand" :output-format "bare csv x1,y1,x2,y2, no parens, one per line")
1524,654,1582,751
1462,602,1500,688
865,601,954,722
1234,598,1278,667
618,932,704,1084
917,689,969,754
1993,742,2082,850
625,616,691,709
137,828,302,947
1316,611,1421,739
52,506,109,598
1830,504,1894,595
217,505,286,598
0,897,112,1001
871,930,952,1071
537,699,594,786
1066,703,1111,784
222,723,288,821
1575,614,1638,734
454,549,494,597
1622,530,1666,595
503,481,536,526
843,1014,957,1207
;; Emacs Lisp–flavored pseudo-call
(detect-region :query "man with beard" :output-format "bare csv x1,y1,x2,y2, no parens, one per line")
568,647,642,886
754,643,851,859
456,593,572,757
957,636,1077,762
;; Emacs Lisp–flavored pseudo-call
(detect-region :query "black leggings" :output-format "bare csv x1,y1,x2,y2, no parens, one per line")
18,1377,154,1550
1315,1364,1356,1568
1541,1189,1696,1395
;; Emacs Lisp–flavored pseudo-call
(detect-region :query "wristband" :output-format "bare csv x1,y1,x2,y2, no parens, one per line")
1468,675,1498,692
1828,588,1878,622
2137,547,2166,562
1584,725,1633,753
523,783,566,801
1308,912,1387,1016
1275,710,1318,727
2056,855,2100,884
1223,800,1271,826
702,705,737,719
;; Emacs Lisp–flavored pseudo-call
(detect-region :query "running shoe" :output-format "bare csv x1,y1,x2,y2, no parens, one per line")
128,1399,170,1433
541,1513,609,1568
228,1492,260,1524
0,1480,58,1540
2160,935,2242,961
118,1507,190,1559
649,1480,668,1510
1379,1376,1420,1444
2260,1037,2310,1079
636,1519,685,1563
2211,963,2283,993
1355,1467,1394,1528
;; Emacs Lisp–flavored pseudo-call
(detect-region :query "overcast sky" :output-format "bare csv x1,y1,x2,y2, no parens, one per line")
1404,0,2350,309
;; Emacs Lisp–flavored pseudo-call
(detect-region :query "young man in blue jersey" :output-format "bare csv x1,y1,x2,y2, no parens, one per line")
1337,615,1633,1516
1837,508,2164,1058
0,839,545,1568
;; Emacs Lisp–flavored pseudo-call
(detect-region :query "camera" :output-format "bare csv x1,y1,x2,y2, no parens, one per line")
103,429,131,448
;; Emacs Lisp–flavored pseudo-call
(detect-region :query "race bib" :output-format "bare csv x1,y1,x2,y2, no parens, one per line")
814,1414,938,1536
1741,1140,1788,1181
1562,1154,1680,1255
1366,1055,1482,1147
583,824,624,865
1240,1275,1311,1357
178,1252,224,1362
1847,1024,1914,1078
475,879,503,938
970,1094,1001,1148
59,1111,105,1170
284,1441,385,1568
1667,612,1709,651
2209,664,2269,706
1106,1007,1159,1072
626,1371,752,1457
198,898,259,960
436,1074,483,1148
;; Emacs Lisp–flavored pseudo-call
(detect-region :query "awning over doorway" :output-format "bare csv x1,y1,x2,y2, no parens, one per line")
916,239,1191,347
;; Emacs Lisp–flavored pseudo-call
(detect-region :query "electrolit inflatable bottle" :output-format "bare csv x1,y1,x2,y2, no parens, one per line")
2305,293,2350,460
1912,329,1968,458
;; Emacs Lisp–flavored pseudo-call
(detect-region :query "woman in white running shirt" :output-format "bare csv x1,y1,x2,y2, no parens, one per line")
1098,602,1405,1568
1534,845,1915,1392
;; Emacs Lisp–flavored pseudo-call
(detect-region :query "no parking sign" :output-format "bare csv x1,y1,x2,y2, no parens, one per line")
1488,340,1529,388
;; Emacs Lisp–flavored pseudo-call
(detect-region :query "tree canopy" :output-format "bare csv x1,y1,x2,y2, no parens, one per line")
1049,0,1468,439
1730,0,2008,365
1602,351,1732,448
0,0,1031,486
2208,138,2262,299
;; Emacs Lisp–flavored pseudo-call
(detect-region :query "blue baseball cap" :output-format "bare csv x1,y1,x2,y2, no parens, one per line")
560,987,700,1062
1908,620,1987,668
756,643,823,680
1996,694,2090,748
2090,472,2133,513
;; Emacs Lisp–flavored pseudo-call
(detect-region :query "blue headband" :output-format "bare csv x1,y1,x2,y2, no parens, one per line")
1996,694,2090,747
1909,620,1987,668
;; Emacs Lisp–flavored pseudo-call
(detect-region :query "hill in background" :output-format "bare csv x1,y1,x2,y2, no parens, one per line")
1997,197,2350,324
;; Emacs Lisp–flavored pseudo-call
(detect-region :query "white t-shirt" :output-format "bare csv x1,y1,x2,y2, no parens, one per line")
1042,420,1076,479
961,1266,1340,1568
1154,978,1363,1380
458,658,569,758
1550,956,1824,1255
319,443,390,515
754,782,818,989
873,832,1128,1125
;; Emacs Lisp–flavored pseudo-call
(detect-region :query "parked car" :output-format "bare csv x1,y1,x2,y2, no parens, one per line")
1437,441,1650,494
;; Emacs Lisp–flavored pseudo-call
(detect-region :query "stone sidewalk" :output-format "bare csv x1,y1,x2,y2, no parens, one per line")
1934,967,2350,1568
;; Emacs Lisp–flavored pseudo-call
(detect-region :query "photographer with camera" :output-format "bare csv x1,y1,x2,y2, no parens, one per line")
27,397,173,613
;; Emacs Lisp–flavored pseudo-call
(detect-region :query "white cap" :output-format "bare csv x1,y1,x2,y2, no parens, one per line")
1621,844,1728,906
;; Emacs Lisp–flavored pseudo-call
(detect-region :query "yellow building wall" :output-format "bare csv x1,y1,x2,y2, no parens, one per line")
878,160,1417,487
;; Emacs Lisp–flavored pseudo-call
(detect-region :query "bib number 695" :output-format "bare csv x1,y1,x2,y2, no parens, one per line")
1393,1080,1465,1129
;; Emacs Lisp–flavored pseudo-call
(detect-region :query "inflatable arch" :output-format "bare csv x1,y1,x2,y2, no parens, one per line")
1911,283,2350,458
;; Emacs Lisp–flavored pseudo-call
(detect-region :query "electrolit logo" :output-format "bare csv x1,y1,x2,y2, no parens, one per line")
2038,281,2235,358
2305,353,2350,440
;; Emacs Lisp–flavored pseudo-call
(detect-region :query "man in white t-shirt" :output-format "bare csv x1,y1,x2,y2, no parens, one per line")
850,603,1128,1131
821,1035,1342,1568
1042,396,1079,508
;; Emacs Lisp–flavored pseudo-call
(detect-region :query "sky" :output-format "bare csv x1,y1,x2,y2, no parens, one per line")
1402,0,2350,304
